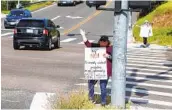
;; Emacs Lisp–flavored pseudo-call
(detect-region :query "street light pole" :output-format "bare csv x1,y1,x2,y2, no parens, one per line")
111,0,128,108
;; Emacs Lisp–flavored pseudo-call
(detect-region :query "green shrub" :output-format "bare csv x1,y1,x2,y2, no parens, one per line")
52,90,131,109
52,90,95,109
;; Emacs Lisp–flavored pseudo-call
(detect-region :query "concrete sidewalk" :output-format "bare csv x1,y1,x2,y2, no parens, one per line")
1,13,7,18
127,43,172,51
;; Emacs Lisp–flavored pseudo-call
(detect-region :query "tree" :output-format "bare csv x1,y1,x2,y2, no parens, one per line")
1,1,30,11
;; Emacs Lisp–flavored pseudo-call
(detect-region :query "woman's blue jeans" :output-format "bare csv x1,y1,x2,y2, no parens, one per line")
88,79,108,105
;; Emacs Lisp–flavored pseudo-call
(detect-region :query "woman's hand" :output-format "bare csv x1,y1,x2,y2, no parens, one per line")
80,29,85,37
80,29,87,42
103,53,112,59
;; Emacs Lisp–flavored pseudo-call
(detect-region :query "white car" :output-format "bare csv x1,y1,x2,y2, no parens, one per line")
57,0,82,6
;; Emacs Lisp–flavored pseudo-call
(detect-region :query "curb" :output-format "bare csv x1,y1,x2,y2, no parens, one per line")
1,14,7,18
127,43,172,51
29,92,161,110
130,105,161,110
30,92,55,110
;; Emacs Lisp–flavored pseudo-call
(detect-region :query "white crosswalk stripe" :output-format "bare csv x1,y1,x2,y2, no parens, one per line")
80,75,172,83
75,83,172,97
125,96,172,107
126,67,172,74
127,57,171,63
1,32,13,37
92,92,172,107
60,38,77,42
75,48,172,109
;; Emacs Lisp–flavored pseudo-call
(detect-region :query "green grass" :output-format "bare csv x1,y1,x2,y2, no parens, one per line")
133,1,172,46
25,1,53,12
2,1,53,14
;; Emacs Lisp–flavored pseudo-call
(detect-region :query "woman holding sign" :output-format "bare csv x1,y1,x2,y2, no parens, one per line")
80,29,112,106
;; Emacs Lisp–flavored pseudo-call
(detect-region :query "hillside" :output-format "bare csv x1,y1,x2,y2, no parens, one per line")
133,1,172,46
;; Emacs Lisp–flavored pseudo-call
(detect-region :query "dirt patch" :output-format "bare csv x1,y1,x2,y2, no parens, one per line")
152,12,172,28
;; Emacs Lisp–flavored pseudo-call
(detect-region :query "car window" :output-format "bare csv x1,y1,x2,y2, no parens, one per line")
9,10,24,16
47,20,52,27
25,10,32,17
17,20,44,27
28,11,32,17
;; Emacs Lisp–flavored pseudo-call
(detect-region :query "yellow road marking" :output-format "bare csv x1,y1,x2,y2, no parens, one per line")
62,1,112,35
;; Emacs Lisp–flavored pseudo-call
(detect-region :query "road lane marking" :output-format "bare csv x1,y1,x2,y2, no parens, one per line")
1,99,20,103
1,32,13,37
127,57,170,63
51,16,61,21
62,1,112,35
128,56,167,60
9,36,13,38
126,88,172,97
127,63,170,69
126,76,172,83
78,40,95,44
128,48,168,53
75,83,172,97
60,38,77,42
127,53,166,57
59,27,64,29
66,16,83,19
80,75,172,83
127,67,172,75
125,81,172,89
78,78,172,89
1,28,13,31
125,96,172,107
127,59,172,66
127,60,170,66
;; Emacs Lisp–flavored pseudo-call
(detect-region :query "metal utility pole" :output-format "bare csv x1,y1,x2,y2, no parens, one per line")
111,0,128,108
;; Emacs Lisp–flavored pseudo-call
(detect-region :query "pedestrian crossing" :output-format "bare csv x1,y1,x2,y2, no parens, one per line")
75,48,172,109
60,38,77,42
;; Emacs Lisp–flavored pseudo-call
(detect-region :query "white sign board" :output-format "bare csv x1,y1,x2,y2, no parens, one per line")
84,48,107,80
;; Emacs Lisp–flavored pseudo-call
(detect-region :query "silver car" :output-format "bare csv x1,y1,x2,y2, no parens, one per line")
57,0,82,6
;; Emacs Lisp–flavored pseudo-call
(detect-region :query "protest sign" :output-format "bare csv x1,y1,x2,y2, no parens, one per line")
84,47,107,80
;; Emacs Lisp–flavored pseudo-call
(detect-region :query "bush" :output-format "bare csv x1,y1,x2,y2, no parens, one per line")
52,90,95,109
52,90,131,109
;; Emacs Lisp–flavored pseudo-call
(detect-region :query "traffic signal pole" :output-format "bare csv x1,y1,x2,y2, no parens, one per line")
86,0,151,108
111,0,128,108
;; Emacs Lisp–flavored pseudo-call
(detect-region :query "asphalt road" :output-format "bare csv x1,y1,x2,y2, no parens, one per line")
2,1,169,109
1,2,116,109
